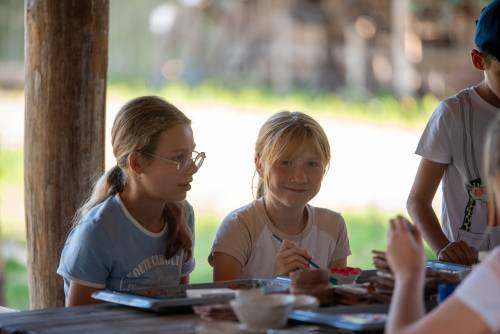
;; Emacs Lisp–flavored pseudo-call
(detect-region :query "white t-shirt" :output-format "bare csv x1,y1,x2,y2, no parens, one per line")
455,246,500,332
209,198,351,278
416,87,500,250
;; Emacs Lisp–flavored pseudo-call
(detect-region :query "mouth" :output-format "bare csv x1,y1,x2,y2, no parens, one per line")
178,182,192,190
284,187,309,193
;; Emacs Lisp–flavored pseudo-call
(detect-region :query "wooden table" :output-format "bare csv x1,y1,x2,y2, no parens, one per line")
0,303,200,334
0,303,379,334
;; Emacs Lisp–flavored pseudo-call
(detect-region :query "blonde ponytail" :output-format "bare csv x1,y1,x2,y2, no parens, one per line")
72,165,126,226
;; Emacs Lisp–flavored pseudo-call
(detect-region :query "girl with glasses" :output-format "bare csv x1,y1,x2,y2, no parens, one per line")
58,96,204,305
385,114,500,334
209,111,350,280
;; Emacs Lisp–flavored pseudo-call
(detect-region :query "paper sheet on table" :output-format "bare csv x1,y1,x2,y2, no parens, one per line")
186,288,236,298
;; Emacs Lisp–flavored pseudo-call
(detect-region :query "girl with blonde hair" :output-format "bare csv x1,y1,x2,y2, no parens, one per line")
210,111,350,280
58,96,205,305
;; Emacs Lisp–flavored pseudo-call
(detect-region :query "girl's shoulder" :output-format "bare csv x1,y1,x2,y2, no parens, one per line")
308,205,346,235
219,200,267,234
76,195,126,232
308,205,344,222
223,200,263,222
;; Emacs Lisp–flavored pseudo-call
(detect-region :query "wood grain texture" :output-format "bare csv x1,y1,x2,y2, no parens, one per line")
24,0,109,309
0,304,199,334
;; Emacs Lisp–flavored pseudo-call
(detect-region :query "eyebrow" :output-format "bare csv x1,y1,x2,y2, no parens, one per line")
169,145,197,154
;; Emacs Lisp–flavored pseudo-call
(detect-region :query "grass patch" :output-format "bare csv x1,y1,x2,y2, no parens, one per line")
4,258,29,310
0,148,25,241
0,148,23,186
108,80,438,128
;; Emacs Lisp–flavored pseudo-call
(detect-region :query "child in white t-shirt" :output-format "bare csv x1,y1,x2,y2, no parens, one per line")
209,111,351,280
407,0,500,265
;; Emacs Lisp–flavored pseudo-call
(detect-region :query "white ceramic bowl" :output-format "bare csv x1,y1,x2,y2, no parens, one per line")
235,288,264,302
292,294,319,310
230,294,295,330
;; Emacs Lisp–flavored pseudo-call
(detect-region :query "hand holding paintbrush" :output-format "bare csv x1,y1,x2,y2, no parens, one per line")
272,234,338,284
272,234,313,275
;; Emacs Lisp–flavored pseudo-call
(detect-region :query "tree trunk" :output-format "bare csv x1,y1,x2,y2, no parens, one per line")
24,0,108,309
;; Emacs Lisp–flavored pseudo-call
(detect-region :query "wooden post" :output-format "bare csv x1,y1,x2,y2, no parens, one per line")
24,0,108,308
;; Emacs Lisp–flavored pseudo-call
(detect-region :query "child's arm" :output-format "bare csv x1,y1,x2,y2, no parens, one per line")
407,159,477,264
66,281,102,306
385,217,490,334
212,252,243,281
407,159,448,252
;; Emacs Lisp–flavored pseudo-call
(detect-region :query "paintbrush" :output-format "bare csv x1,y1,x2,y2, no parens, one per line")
272,233,338,284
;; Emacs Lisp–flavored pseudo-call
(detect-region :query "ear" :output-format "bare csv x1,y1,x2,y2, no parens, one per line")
471,49,487,70
255,154,264,177
128,152,145,176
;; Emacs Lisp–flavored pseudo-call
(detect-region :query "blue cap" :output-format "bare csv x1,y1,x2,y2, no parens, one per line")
474,0,500,61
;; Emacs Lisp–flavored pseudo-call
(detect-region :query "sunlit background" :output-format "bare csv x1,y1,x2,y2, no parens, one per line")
0,0,490,309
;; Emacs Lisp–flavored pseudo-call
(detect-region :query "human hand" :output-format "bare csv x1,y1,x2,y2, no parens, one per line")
274,239,312,276
437,241,478,265
386,216,426,281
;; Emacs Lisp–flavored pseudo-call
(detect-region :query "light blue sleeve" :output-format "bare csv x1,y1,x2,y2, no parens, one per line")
57,219,113,288
181,202,195,276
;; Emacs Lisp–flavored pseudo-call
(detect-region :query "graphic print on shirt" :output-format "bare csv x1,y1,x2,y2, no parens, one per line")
119,252,184,291
457,92,490,250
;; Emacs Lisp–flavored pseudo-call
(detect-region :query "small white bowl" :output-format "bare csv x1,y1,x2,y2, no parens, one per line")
292,295,319,310
230,294,295,330
236,288,265,302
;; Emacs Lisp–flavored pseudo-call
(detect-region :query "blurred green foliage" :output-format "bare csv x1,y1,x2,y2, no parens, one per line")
5,258,29,310
0,149,22,186
109,81,437,128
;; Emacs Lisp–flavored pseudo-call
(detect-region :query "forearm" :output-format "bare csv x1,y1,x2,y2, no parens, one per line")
407,200,449,253
385,275,426,334
212,253,243,281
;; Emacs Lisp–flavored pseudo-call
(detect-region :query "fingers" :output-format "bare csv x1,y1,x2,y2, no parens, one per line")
457,241,477,265
275,241,313,275
278,254,310,270
278,239,311,259
389,216,411,231
388,216,420,244
279,239,297,251
386,215,425,277
439,241,478,265
439,246,460,263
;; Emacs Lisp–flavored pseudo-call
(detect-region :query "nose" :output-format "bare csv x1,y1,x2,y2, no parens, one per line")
290,165,307,183
183,159,199,175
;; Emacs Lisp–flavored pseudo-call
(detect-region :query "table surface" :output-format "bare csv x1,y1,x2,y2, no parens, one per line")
0,302,385,334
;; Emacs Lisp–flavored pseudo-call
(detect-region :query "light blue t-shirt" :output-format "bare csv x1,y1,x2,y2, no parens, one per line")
57,194,195,296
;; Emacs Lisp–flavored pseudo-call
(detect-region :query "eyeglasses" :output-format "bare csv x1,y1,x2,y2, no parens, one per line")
142,150,206,172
